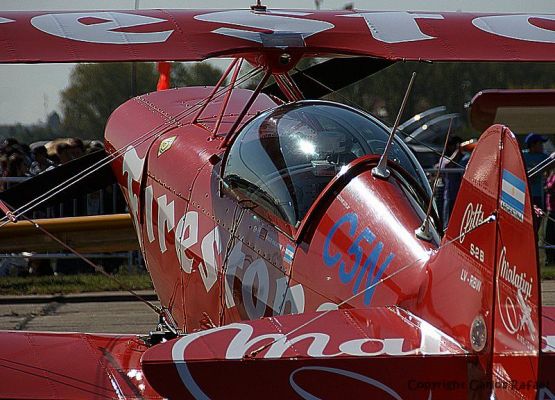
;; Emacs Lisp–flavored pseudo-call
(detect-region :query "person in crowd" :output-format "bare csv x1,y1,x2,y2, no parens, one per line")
5,153,27,189
68,137,85,160
545,167,555,264
56,142,73,164
522,133,550,266
29,145,56,176
87,140,104,153
523,133,549,210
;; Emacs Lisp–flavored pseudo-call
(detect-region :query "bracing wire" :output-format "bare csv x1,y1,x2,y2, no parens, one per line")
247,213,496,358
0,65,264,227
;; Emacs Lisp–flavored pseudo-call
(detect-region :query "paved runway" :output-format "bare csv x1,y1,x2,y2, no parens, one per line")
1,282,554,334
0,291,159,334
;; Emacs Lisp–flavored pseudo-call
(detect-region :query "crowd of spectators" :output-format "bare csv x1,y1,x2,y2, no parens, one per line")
0,136,127,276
0,137,104,190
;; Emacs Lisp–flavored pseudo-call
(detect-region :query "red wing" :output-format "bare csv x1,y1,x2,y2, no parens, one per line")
1,10,555,63
0,331,161,399
141,307,473,399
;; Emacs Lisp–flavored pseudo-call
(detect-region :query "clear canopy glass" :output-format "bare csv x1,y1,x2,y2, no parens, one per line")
223,101,428,227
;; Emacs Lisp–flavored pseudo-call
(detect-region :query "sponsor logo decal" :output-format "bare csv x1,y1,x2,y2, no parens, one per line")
172,322,445,398
158,136,177,157
497,246,536,344
459,203,485,243
500,169,526,222
323,212,394,306
194,10,334,45
289,366,407,400
31,12,174,44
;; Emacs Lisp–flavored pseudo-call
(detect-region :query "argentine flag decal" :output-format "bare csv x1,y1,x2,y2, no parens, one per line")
284,244,295,264
500,169,526,222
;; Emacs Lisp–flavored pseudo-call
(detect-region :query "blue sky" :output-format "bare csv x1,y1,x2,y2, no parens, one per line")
1,0,555,125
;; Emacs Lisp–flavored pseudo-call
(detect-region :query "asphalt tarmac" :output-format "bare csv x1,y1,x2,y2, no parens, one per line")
0,290,159,334
0,282,554,334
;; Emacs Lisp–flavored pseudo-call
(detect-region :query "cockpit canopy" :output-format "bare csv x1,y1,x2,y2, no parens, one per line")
223,101,429,228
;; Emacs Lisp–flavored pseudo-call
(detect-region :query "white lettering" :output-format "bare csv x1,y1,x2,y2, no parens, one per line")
343,12,444,43
175,211,198,273
460,269,468,282
242,259,270,319
316,302,338,312
459,203,485,243
544,335,555,352
171,323,442,398
224,242,246,308
497,246,536,340
145,185,155,243
195,10,333,43
31,12,173,44
156,195,174,253
0,17,15,24
473,15,555,44
265,333,341,358
199,227,221,291
173,323,447,362
122,146,145,246
498,247,533,300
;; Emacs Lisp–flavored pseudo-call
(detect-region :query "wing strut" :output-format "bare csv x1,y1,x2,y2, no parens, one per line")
221,68,273,148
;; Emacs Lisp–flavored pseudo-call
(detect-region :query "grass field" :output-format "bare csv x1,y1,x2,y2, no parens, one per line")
0,273,153,296
543,266,555,280
0,267,554,296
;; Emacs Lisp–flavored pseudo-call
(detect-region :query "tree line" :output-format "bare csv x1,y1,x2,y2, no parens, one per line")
1,60,553,142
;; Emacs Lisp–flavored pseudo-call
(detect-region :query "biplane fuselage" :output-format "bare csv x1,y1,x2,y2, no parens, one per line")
106,86,436,332
1,7,555,399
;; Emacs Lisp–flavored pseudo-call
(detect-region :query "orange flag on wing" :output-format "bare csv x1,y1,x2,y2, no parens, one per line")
157,61,171,91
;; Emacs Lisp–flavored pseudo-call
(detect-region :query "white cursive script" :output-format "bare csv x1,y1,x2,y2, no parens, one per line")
459,203,485,243
171,322,447,397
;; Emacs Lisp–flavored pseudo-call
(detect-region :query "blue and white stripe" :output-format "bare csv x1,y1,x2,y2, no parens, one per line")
501,169,525,221
284,244,295,264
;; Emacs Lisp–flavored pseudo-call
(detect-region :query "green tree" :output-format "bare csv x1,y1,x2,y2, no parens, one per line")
60,62,225,140
60,63,157,140
171,62,223,87
334,61,555,134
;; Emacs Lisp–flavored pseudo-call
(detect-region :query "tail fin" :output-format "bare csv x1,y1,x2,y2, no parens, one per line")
416,125,540,398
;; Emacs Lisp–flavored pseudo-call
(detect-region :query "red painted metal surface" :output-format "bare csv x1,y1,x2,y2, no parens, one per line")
141,307,475,399
0,331,161,399
1,8,553,396
293,155,435,313
1,10,555,63
103,85,547,398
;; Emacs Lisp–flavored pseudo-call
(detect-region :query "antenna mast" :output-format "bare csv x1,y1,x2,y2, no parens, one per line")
372,72,416,179
251,0,267,11
415,117,454,241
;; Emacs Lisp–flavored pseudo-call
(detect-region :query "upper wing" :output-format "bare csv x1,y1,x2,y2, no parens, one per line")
1,10,555,63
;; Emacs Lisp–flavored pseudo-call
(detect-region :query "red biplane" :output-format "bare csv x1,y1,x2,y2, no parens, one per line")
0,6,555,399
